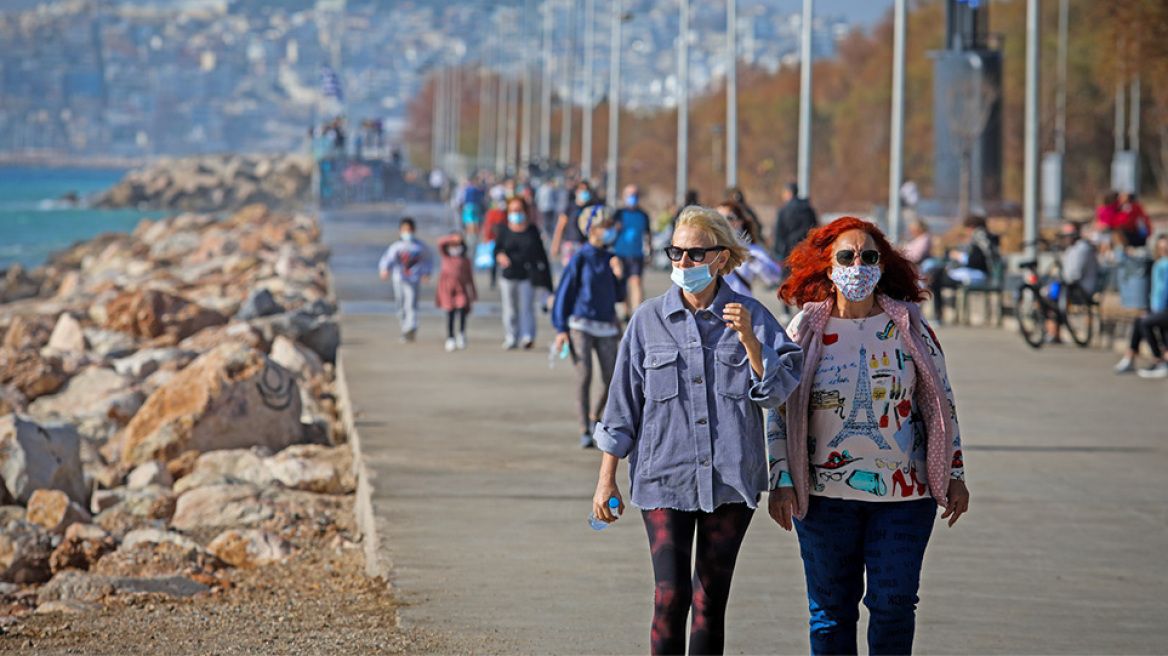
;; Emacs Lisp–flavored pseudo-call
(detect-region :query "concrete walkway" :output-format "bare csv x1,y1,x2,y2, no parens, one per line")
323,204,1168,655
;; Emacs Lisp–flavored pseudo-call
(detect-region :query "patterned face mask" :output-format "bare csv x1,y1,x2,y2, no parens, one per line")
829,264,882,302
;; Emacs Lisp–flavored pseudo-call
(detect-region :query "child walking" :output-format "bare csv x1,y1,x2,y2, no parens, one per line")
551,206,626,448
436,232,477,351
378,217,432,342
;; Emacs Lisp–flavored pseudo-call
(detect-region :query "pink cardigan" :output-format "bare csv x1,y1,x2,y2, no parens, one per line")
783,294,956,519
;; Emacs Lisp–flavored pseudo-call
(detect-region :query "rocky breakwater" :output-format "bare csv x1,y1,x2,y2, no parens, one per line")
0,203,358,626
93,153,313,214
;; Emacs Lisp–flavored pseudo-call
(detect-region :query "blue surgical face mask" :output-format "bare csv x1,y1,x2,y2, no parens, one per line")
625,195,638,207
507,212,524,225
671,263,715,294
601,228,618,245
401,232,414,242
577,191,591,204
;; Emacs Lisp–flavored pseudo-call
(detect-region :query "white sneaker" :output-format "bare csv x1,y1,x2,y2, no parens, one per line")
445,338,456,352
455,333,467,349
1114,356,1136,374
1136,361,1168,379
502,339,517,350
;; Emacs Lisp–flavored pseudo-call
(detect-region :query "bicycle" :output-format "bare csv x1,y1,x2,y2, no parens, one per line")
1015,258,1095,349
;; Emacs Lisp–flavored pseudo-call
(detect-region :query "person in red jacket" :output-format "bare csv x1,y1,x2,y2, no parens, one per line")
435,233,477,352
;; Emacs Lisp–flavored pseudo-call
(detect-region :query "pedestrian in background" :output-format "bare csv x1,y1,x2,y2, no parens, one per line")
1116,234,1168,378
612,184,651,315
591,206,803,655
772,216,969,655
435,232,476,352
715,200,782,298
552,206,625,448
551,180,601,267
378,217,432,343
495,196,552,350
772,182,818,271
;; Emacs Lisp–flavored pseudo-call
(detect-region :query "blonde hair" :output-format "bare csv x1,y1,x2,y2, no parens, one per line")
675,205,748,272
577,205,613,234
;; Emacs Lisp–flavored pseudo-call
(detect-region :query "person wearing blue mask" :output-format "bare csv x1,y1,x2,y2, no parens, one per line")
378,217,432,343
612,184,652,315
495,196,552,350
552,206,627,448
589,205,803,654
550,180,601,267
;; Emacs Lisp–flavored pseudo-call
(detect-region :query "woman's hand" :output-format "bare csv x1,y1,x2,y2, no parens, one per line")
496,253,511,268
553,332,570,355
609,256,624,279
722,303,758,347
768,488,797,531
941,479,970,527
593,482,624,523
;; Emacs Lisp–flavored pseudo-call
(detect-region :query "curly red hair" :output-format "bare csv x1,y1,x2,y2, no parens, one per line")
778,216,927,307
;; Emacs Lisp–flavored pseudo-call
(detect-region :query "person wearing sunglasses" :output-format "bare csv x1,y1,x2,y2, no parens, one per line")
589,206,804,654
770,216,970,655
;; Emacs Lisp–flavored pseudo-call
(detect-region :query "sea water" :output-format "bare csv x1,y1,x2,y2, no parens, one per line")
0,166,164,271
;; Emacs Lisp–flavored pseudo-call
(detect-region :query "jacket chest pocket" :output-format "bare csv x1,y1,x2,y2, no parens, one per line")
715,349,750,400
643,351,680,402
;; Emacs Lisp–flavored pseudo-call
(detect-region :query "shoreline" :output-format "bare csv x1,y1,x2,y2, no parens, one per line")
0,153,149,171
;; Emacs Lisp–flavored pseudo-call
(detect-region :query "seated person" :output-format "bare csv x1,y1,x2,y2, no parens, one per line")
902,218,937,274
929,214,999,323
1045,221,1099,344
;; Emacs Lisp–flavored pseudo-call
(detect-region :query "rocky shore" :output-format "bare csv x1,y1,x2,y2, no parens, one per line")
92,153,314,213
0,203,376,639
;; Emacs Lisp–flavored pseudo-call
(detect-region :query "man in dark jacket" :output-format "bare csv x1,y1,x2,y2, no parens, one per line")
772,182,818,267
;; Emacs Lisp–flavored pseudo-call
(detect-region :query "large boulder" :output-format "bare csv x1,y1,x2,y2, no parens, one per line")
27,489,92,534
37,571,209,603
2,315,54,350
0,521,57,584
0,415,86,505
169,484,273,531
45,313,87,352
269,336,324,382
102,289,226,342
0,347,66,401
120,343,302,465
111,348,192,379
48,526,117,574
27,367,139,422
206,529,293,568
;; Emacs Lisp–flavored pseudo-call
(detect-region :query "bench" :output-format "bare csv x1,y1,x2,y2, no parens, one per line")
955,259,1006,327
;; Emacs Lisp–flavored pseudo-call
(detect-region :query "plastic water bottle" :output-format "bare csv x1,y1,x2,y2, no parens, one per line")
589,497,621,530
548,340,570,369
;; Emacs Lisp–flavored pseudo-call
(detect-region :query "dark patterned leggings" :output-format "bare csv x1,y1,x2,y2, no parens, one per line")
446,307,467,339
642,503,755,655
569,329,619,432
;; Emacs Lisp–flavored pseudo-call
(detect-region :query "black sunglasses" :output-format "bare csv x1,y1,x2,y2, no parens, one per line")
664,245,727,263
834,249,881,267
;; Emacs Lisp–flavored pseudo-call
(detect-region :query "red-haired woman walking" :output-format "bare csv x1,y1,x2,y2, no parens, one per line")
769,216,970,655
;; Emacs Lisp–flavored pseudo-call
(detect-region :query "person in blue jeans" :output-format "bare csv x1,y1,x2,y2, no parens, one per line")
378,217,432,343
770,216,970,655
552,206,626,448
612,184,652,315
591,206,804,655
1115,233,1168,378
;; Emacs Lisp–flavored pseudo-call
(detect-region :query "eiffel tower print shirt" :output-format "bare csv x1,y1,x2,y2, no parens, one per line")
771,311,964,502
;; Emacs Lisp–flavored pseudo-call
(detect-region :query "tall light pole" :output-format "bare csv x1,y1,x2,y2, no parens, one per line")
1023,0,1040,261
797,0,813,199
540,1,554,161
1054,0,1067,156
726,0,738,189
520,0,534,171
559,0,576,166
605,0,623,203
676,0,690,205
582,0,596,181
887,0,907,242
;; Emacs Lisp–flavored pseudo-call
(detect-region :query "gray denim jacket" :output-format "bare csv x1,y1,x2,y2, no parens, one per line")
593,281,804,512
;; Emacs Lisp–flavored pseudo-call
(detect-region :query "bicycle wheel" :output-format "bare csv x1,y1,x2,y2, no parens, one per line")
1015,286,1044,349
1063,288,1094,347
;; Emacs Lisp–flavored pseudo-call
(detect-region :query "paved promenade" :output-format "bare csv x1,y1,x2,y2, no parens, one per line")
323,204,1168,655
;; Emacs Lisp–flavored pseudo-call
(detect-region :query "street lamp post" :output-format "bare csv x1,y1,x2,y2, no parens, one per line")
726,0,738,189
559,0,576,167
797,0,813,199
540,1,554,161
888,0,906,242
605,0,623,204
677,0,689,206
582,0,596,181
1023,0,1040,261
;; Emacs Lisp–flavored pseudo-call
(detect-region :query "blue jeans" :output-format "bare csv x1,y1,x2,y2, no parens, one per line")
794,497,936,655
